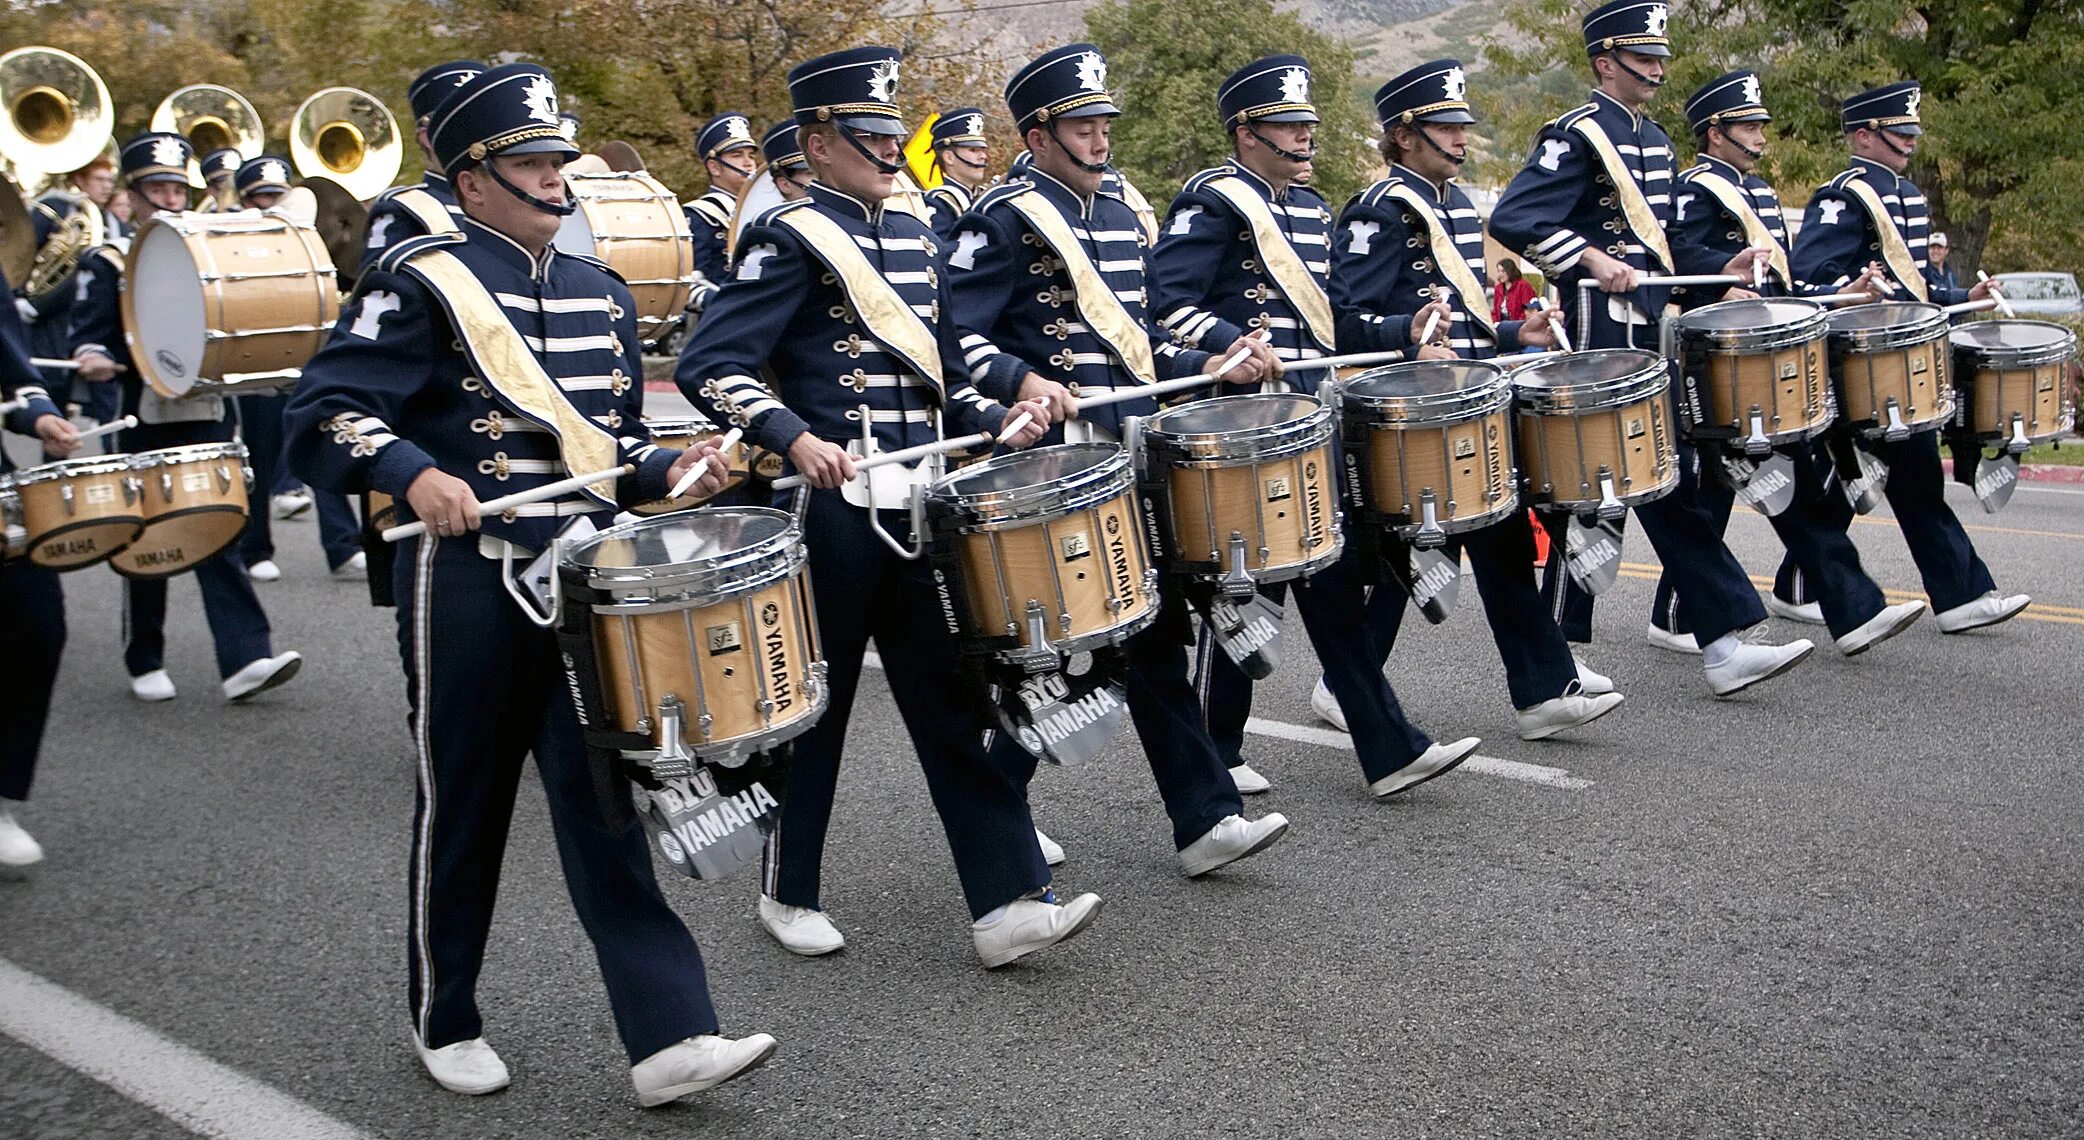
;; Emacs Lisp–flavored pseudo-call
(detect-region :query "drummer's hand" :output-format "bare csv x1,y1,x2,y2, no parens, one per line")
1581,248,1638,294
405,467,482,537
75,352,118,383
1017,372,1077,422
1408,299,1453,346
1968,276,1997,303
665,444,730,501
999,398,1050,449
1721,246,1771,282
1864,262,1897,297
1415,341,1458,362
1722,287,1760,302
786,433,857,489
1517,308,1557,348
1209,332,1275,384
34,413,79,458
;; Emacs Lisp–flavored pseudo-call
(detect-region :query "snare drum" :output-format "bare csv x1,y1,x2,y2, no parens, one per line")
1,454,144,569
560,509,826,763
124,210,341,399
927,443,1160,664
1511,349,1677,516
1674,297,1832,450
554,172,697,343
631,415,763,515
1340,359,1517,545
1949,319,2078,450
1826,302,1953,439
1140,393,1342,584
109,443,252,579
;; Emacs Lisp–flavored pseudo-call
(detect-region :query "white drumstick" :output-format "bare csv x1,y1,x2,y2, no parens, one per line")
664,427,742,502
1942,298,2001,317
1752,252,1765,291
1636,274,1745,287
1210,328,1272,380
1277,349,1422,374
74,414,137,442
30,356,127,374
1419,309,1441,348
382,464,634,542
1976,271,2016,318
1814,292,1877,305
1073,373,1221,413
1551,312,1574,354
995,410,1034,445
771,431,996,492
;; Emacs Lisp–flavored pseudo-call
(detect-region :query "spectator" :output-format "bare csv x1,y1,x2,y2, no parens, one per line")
1928,232,1958,295
1493,257,1535,322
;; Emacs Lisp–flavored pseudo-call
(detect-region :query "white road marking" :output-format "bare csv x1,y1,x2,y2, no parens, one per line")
860,651,1590,790
0,956,377,1140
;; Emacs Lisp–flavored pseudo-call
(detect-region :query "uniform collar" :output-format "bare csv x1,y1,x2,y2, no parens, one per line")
424,170,451,193
1698,154,1747,182
1389,162,1451,201
1023,165,1097,217
807,180,882,223
1224,160,1289,202
1591,88,1644,128
1849,155,1899,186
460,214,556,280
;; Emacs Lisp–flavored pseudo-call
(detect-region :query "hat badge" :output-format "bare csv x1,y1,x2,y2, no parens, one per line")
1904,89,1920,118
1645,3,1668,35
1442,66,1466,102
964,113,984,137
522,75,560,125
260,160,288,185
151,137,184,168
1739,74,1760,106
454,69,479,87
1075,51,1108,93
1279,67,1311,105
723,116,751,144
868,59,900,104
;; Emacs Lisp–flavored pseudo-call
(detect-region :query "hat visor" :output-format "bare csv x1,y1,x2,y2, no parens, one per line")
1884,123,1923,137
1417,108,1477,125
130,171,191,186
1057,100,1122,120
836,113,906,137
1629,42,1673,57
498,137,584,161
1255,109,1320,124
244,181,292,196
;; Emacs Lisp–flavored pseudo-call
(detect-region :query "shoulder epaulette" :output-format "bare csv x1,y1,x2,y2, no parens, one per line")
1548,102,1600,132
371,181,428,205
88,244,124,272
1178,166,1239,195
1823,167,1866,192
972,182,1035,213
1354,177,1403,212
687,195,732,228
375,230,467,275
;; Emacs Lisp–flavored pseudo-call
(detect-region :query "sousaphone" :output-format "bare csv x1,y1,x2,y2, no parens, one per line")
151,84,264,188
0,46,113,192
291,86,402,202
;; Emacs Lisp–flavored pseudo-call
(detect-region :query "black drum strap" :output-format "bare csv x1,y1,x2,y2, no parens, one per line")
553,566,653,831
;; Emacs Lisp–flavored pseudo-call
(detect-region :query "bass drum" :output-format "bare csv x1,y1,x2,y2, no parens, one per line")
724,171,786,261
555,170,696,344
124,209,340,399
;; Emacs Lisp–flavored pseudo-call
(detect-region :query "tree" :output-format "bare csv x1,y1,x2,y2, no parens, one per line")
1084,0,1375,209
1478,0,2084,277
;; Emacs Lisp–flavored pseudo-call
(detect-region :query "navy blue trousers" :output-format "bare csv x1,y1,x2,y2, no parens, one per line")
0,558,65,801
1198,544,1432,784
1654,443,1886,640
765,491,1046,921
1777,432,1993,614
118,418,274,679
1369,511,1579,711
393,536,719,1062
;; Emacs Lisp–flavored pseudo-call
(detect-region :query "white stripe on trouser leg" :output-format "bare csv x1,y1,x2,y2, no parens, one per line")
411,535,439,1041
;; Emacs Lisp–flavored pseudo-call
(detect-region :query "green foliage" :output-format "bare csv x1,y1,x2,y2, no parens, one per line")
1085,0,1375,208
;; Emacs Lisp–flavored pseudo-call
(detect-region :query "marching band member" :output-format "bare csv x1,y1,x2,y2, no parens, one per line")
1647,73,1925,657
1149,55,1482,796
675,47,1098,966
684,113,758,286
1330,59,1625,741
924,106,993,236
284,64,776,1104
197,147,241,212
1488,0,1815,697
944,43,1293,867
0,261,82,870
360,60,481,271
69,132,304,705
761,121,812,201
23,159,119,428
1785,81,2030,633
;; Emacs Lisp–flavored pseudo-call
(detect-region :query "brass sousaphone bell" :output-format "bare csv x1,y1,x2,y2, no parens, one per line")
0,45,113,191
291,86,402,202
151,84,265,194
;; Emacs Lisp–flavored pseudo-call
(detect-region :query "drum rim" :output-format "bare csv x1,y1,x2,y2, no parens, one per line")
1825,301,1947,342
1342,358,1509,403
1675,296,1829,349
1343,378,1512,422
8,454,137,483
128,442,250,469
1144,391,1324,437
1950,318,2078,363
930,441,1132,524
1143,398,1335,465
562,506,807,605
1510,348,1670,410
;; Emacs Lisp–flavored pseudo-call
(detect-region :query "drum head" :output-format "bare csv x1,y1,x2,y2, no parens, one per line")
1678,297,1819,331
1346,359,1503,400
1511,348,1663,392
126,221,207,397
552,199,602,258
567,508,790,571
940,442,1116,496
1147,393,1318,435
1826,301,1941,333
1951,319,2075,352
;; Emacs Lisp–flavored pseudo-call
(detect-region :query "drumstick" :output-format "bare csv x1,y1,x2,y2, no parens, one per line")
74,414,137,443
1210,329,1272,379
1418,310,1441,348
1976,271,2016,318
664,427,742,502
381,463,635,542
1634,274,1745,287
771,431,996,491
30,356,128,374
1942,298,2002,317
1278,349,1423,374
1752,253,1765,291
1072,372,1226,413
994,410,1034,445
1814,292,1878,305
1550,312,1575,354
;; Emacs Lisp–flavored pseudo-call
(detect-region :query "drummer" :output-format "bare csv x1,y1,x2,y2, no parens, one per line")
1487,0,1815,698
1148,54,1482,798
760,121,812,202
68,132,304,706
923,106,993,236
0,259,83,870
361,60,481,269
1647,73,1925,658
1784,81,2029,634
685,113,758,288
675,46,1095,968
198,147,241,212
1328,58,1624,741
284,63,775,1104
943,43,1294,867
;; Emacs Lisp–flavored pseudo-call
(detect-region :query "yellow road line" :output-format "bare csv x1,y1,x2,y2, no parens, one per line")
1727,509,2084,542
1613,563,2084,625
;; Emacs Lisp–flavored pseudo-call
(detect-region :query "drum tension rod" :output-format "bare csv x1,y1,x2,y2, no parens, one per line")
1882,398,1911,442
648,697,699,783
1593,465,1627,521
2008,412,2032,455
1220,532,1258,599
1743,406,1774,457
1413,490,1448,548
1008,600,1063,674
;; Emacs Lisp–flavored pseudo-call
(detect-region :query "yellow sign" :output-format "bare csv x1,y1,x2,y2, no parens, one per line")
904,114,943,189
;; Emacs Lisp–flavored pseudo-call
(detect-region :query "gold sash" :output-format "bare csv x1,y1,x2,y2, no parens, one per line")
393,187,459,236
1000,188,1157,385
1684,169,1789,288
1381,181,1498,341
402,249,622,507
1114,172,1159,245
1840,177,1929,303
1566,117,1674,272
771,207,945,396
1202,175,1337,350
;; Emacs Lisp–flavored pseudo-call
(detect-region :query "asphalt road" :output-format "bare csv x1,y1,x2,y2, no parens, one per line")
2,458,2080,1138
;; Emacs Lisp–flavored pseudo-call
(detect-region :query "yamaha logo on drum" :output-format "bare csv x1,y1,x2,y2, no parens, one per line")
760,601,781,628
156,349,187,378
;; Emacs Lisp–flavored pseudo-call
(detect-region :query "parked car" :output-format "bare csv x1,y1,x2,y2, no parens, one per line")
1989,271,2082,316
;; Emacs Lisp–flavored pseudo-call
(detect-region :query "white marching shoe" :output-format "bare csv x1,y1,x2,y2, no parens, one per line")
332,550,368,580
1034,827,1066,866
1571,654,1614,696
1835,600,1926,656
0,808,44,868
1766,595,1827,625
223,651,303,702
631,1033,778,1107
1228,763,1272,795
1309,678,1349,731
271,490,313,519
757,894,844,956
1514,691,1625,741
1704,633,1813,697
1179,813,1290,877
415,1035,511,1096
972,890,1103,968
246,558,282,582
1646,624,1702,655
1369,737,1480,799
130,669,177,702
1936,591,2031,634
